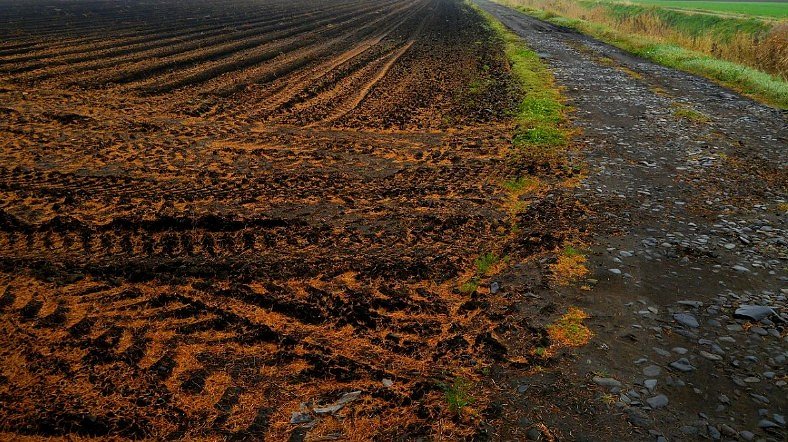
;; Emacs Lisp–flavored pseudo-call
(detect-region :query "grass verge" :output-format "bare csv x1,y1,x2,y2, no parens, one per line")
473,1,570,153
494,0,788,108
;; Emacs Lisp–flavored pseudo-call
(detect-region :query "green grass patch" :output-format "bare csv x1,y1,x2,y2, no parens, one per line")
562,245,586,257
672,104,711,122
473,3,571,152
441,377,476,415
502,176,539,192
475,252,500,275
590,1,772,37
460,279,479,294
623,0,788,19
467,77,493,95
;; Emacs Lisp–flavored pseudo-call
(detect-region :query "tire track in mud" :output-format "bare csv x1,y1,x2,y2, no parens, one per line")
3,9,335,80
315,32,422,126
206,0,430,100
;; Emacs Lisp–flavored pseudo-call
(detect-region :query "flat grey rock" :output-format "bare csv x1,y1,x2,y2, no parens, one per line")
646,394,668,409
734,305,775,322
677,300,703,308
669,358,695,372
673,313,699,328
592,376,621,388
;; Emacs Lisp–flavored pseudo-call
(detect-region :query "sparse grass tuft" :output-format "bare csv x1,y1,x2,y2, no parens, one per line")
562,245,585,257
442,377,476,415
672,104,711,122
460,279,479,294
549,245,590,285
547,307,593,347
475,252,500,275
502,176,539,192
533,346,549,357
600,393,617,406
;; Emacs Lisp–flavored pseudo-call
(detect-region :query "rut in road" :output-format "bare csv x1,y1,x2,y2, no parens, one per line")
474,0,786,440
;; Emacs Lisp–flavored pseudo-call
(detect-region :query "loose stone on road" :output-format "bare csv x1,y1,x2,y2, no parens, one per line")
475,0,786,440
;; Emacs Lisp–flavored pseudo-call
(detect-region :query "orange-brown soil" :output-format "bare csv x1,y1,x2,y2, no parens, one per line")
0,0,590,439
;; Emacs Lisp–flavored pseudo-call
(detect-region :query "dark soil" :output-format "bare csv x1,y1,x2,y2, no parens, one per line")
0,0,581,440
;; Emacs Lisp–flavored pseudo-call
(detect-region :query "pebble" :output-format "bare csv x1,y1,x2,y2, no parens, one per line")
677,300,703,308
653,347,670,357
646,394,668,409
642,365,661,377
757,419,779,429
750,326,767,336
720,424,736,436
699,350,722,361
592,376,621,388
626,408,651,427
673,313,699,328
669,358,695,372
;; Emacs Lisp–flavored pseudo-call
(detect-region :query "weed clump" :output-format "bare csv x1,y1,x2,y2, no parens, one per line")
547,307,593,347
549,245,590,285
672,105,710,122
441,377,476,415
475,252,500,275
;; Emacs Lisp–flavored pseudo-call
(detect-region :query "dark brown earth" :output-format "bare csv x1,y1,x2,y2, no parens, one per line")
0,0,614,440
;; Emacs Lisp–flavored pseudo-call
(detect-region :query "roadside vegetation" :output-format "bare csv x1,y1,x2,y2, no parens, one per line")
549,244,590,286
471,0,593,368
494,0,788,108
547,307,593,348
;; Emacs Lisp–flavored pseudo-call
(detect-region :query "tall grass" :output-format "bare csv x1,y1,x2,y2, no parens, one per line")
497,0,788,107
499,0,787,78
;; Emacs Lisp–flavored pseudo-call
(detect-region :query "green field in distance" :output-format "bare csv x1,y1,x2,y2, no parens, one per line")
622,0,787,18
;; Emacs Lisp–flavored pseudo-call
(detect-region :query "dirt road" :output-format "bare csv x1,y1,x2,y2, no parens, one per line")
475,0,787,440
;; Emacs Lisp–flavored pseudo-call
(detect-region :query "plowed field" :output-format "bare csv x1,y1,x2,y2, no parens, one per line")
0,0,565,439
